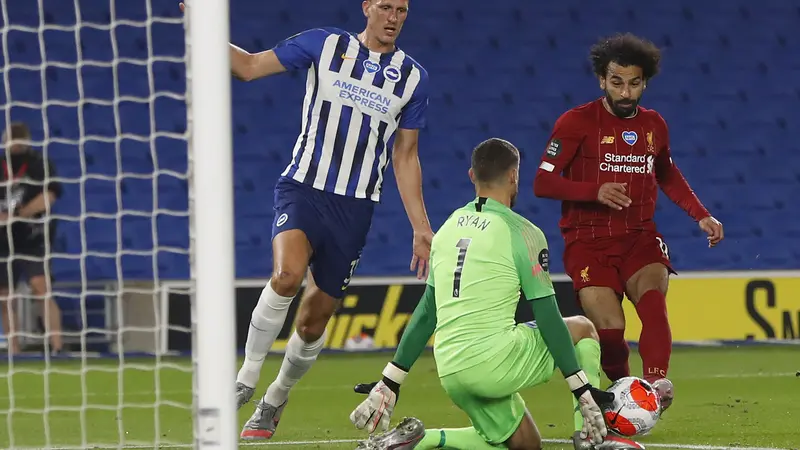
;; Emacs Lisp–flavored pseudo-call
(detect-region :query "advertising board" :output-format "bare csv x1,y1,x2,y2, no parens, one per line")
163,272,800,352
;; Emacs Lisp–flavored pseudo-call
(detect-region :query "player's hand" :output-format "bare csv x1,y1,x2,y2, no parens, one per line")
350,380,398,433
179,2,185,13
410,228,433,280
698,216,723,248
597,182,631,210
566,371,613,445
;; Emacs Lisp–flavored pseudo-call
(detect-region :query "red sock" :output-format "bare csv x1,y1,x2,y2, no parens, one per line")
597,329,630,382
635,290,672,384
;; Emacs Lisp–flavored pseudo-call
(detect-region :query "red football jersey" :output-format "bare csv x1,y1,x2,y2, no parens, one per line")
534,98,708,244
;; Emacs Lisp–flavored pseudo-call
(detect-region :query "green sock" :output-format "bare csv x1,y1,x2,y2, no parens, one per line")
415,427,504,449
572,338,603,433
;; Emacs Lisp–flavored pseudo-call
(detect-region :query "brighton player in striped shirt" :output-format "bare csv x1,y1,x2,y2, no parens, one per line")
181,0,433,440
534,33,724,414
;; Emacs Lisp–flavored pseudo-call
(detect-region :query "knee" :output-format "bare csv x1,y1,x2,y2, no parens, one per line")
295,318,329,343
271,269,304,297
590,311,625,330
567,316,599,344
295,288,337,343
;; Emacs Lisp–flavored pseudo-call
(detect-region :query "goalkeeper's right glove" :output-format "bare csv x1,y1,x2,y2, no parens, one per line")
566,370,615,445
350,362,407,433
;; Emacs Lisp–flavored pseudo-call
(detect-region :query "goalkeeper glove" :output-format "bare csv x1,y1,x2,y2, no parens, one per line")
350,362,407,433
566,370,615,445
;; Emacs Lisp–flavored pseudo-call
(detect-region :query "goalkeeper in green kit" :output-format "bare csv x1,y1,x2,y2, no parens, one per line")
350,138,644,450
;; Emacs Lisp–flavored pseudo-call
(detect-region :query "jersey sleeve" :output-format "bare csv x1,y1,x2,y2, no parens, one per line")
271,28,329,71
511,222,555,301
398,67,429,130
537,110,585,175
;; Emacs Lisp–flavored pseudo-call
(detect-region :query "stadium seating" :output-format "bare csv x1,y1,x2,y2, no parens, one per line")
2,0,799,282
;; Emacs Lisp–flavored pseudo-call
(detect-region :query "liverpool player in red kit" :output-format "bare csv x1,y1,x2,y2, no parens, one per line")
534,33,724,419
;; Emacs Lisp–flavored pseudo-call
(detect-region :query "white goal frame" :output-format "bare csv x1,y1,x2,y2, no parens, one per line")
186,1,237,449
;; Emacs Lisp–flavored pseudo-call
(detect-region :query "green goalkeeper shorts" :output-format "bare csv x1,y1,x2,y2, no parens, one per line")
438,322,556,444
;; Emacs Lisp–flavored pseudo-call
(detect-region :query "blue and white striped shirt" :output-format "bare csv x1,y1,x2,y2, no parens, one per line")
272,27,429,202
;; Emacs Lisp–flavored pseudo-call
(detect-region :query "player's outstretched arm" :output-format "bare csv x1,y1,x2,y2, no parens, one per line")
393,128,433,279
229,45,287,82
350,284,437,433
179,2,288,81
393,68,433,279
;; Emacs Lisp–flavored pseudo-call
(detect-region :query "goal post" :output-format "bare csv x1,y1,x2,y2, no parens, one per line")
186,0,238,448
0,0,237,448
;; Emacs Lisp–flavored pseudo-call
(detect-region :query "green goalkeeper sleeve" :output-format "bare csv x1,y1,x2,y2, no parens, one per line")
529,294,581,377
391,284,437,372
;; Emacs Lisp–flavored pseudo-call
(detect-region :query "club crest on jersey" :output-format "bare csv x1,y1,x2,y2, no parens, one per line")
621,130,638,146
363,60,380,74
383,65,402,83
646,131,656,153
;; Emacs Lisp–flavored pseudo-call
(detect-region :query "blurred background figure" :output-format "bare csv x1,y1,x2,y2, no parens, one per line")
0,122,63,355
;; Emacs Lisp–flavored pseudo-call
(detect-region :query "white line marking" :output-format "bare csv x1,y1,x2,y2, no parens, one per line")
542,439,790,450
698,372,796,379
6,438,791,450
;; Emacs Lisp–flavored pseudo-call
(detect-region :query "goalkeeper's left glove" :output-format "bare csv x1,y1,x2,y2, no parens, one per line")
566,370,615,445
350,362,407,433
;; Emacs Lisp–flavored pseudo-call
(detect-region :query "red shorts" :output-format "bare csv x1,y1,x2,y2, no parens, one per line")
563,231,675,296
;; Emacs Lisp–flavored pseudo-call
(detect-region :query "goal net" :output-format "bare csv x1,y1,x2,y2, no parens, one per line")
1,1,237,448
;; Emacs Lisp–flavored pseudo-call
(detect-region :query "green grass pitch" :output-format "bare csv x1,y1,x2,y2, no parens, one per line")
0,346,798,449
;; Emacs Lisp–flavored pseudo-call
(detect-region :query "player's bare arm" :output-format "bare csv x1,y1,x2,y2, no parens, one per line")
534,112,631,209
393,128,433,279
16,191,56,218
653,120,724,247
229,45,287,81
178,3,287,81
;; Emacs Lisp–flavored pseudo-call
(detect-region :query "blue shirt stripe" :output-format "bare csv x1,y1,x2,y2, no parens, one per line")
327,34,351,74
304,100,332,183
325,105,354,192
277,28,428,201
346,114,373,197
365,121,389,196
286,62,319,179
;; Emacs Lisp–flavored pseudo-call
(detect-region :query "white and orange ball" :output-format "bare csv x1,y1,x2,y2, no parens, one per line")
602,376,662,436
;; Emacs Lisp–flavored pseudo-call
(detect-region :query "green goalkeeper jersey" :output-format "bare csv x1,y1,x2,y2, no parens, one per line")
429,196,556,377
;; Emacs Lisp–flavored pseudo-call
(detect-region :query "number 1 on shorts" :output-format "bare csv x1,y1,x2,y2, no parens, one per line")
452,238,472,297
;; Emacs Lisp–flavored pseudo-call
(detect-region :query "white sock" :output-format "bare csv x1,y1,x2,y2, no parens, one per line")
263,330,326,406
236,281,295,388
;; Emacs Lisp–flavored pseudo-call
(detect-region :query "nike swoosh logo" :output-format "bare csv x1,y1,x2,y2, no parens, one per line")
608,405,624,426
341,54,357,60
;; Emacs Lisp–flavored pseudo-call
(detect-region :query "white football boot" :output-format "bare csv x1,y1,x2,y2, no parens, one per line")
652,378,674,413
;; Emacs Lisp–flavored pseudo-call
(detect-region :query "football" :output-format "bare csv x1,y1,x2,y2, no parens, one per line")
602,377,662,436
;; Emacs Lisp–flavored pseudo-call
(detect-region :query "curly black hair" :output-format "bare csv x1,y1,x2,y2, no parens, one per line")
589,33,661,80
